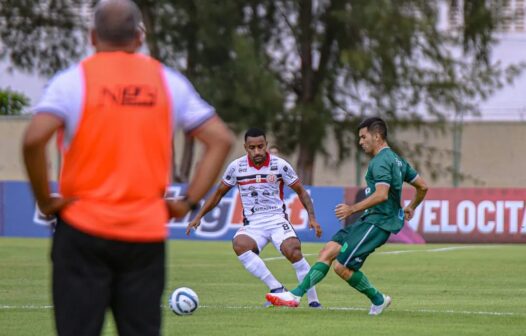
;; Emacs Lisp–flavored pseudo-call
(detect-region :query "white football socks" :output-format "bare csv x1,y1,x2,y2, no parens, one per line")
293,258,320,303
238,251,282,290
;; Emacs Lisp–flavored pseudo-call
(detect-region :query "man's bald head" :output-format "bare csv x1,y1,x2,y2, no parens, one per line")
94,0,143,46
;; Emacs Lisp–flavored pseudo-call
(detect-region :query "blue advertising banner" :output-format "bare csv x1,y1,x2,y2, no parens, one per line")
0,181,345,242
2,181,58,238
3,181,521,243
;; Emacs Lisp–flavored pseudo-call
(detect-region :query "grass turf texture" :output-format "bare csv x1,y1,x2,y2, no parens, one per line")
0,238,525,335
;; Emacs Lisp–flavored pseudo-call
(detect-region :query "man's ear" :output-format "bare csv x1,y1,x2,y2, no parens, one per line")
137,22,146,45
90,29,97,47
137,30,145,45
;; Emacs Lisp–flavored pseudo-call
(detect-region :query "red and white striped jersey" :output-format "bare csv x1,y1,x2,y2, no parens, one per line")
222,154,300,226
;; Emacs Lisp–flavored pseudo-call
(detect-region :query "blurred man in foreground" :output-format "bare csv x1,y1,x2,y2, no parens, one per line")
22,0,233,334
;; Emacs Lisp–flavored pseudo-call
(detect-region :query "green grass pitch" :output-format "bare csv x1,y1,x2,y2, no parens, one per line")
1,238,525,335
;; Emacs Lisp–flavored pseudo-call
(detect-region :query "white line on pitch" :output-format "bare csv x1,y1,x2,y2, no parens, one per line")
262,245,496,261
0,305,53,309
199,305,521,317
263,253,317,261
1,304,521,317
380,245,496,255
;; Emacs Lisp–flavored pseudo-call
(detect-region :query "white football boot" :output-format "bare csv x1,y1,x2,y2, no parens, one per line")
369,294,392,316
263,286,286,307
265,291,301,307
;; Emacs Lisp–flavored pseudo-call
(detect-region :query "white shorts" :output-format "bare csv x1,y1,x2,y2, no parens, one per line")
233,221,298,253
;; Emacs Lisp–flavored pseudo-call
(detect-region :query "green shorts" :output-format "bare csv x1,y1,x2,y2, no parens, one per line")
331,220,390,271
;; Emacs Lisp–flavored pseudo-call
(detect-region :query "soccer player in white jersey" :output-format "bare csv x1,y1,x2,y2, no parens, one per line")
186,128,323,307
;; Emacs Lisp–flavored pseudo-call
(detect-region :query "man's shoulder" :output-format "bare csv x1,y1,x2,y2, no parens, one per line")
47,64,83,87
369,152,386,168
372,149,415,179
384,148,411,169
159,64,192,90
229,156,249,168
373,147,400,164
270,155,293,169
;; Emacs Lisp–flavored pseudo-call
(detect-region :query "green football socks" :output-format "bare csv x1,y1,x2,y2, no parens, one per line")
347,270,384,305
290,262,330,297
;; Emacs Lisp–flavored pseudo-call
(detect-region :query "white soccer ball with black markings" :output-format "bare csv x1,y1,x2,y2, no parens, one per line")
169,287,199,316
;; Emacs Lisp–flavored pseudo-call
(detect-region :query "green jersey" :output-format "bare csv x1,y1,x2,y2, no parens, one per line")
361,147,418,233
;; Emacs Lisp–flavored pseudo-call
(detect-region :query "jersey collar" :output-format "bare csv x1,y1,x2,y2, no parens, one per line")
247,153,270,170
375,146,390,156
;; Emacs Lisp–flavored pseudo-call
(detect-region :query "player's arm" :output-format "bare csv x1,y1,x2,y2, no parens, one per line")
404,176,428,220
334,184,389,221
185,182,232,235
289,181,322,238
22,114,76,216
167,116,233,218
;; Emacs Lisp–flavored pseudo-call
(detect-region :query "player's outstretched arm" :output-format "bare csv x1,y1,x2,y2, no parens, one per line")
290,182,322,237
404,176,428,220
185,182,232,235
335,184,390,221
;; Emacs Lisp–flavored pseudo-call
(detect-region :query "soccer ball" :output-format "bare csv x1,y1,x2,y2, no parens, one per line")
168,287,199,316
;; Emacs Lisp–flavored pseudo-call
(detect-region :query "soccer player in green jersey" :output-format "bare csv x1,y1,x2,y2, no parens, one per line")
266,117,428,315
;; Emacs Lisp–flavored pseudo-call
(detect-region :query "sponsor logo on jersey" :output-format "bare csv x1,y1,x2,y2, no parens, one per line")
99,85,158,107
252,205,280,213
225,166,235,181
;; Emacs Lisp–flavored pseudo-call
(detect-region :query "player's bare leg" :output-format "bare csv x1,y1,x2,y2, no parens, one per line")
317,241,341,264
232,234,260,256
